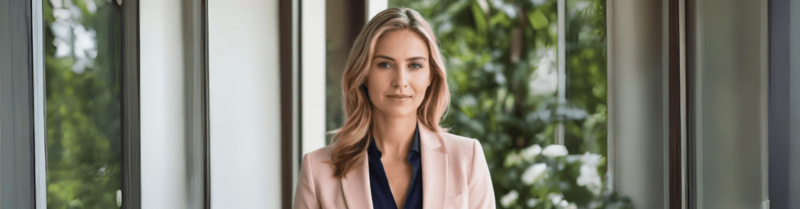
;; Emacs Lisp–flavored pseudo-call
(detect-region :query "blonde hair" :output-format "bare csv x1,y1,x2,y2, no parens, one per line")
330,7,450,178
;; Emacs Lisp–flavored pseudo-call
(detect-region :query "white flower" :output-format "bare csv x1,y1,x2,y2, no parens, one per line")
116,190,122,207
500,190,519,208
577,164,603,195
566,202,578,209
559,200,569,208
531,0,547,6
521,163,547,184
542,144,568,157
529,49,558,95
522,144,542,160
504,152,523,167
577,152,604,195
548,194,563,205
526,198,538,207
565,155,581,163
72,25,97,60
580,152,603,166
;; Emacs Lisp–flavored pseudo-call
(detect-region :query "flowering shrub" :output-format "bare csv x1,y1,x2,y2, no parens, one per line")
499,144,631,208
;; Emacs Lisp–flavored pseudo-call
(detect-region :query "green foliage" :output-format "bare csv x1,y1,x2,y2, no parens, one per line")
382,0,629,208
44,0,122,208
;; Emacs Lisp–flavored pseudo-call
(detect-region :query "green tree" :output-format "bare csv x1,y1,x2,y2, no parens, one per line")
44,0,122,208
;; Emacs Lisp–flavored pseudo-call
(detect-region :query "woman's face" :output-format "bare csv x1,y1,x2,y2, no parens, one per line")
366,29,432,118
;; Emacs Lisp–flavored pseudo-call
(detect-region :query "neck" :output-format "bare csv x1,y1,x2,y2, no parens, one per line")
371,111,417,158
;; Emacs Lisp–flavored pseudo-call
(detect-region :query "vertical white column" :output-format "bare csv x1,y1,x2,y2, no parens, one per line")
367,0,388,21
31,0,47,207
301,0,327,155
208,0,282,208
140,0,188,208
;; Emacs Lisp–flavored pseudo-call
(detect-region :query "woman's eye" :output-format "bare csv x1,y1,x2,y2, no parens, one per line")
410,63,423,69
378,62,391,68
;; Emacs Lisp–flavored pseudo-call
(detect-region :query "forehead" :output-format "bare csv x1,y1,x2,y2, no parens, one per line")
373,29,430,58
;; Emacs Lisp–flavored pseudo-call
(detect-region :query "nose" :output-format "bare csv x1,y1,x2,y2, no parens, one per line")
392,66,409,88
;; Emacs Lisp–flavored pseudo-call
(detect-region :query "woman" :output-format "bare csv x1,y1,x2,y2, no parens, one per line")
293,7,495,209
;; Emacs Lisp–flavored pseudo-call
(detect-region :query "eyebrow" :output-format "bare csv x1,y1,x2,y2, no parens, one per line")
373,55,428,62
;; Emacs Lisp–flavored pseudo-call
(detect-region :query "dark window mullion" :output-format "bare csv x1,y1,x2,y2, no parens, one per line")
121,0,141,208
668,0,683,208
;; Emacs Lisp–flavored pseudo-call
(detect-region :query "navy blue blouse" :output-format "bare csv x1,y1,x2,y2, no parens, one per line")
367,125,423,209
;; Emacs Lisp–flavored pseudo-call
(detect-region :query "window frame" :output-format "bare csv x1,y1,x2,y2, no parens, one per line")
0,0,37,208
2,1,147,208
121,0,142,208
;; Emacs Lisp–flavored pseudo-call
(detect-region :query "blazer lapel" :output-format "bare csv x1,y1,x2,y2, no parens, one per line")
341,151,373,209
419,122,448,209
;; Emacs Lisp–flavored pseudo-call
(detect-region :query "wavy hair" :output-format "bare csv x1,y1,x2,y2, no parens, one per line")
329,7,450,178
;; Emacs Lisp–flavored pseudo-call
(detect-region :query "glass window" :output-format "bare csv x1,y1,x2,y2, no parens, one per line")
43,0,122,207
325,1,362,143
322,0,624,208
564,0,607,160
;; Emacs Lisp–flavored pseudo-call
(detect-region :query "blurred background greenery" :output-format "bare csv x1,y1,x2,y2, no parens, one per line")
41,0,625,208
43,0,122,208
326,0,631,208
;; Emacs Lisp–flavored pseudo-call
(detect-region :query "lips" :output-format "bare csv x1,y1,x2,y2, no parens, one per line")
386,94,412,98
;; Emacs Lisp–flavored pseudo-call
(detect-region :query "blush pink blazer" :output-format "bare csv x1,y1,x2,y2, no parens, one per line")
293,123,496,209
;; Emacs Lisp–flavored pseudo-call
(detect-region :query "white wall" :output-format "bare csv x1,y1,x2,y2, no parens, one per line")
140,0,188,208
208,0,282,208
301,0,327,155
367,0,388,20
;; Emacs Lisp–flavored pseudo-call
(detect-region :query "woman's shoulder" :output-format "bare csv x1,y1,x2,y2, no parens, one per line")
303,144,335,163
440,132,477,146
298,144,339,181
437,132,491,181
439,132,485,159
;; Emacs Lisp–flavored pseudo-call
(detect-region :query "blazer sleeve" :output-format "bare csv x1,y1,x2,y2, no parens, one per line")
293,153,320,209
468,139,497,209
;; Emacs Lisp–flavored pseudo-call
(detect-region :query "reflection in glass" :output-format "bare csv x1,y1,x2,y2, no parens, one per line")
44,0,122,207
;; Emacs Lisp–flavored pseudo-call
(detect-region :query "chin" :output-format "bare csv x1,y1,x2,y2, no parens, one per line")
375,106,417,118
